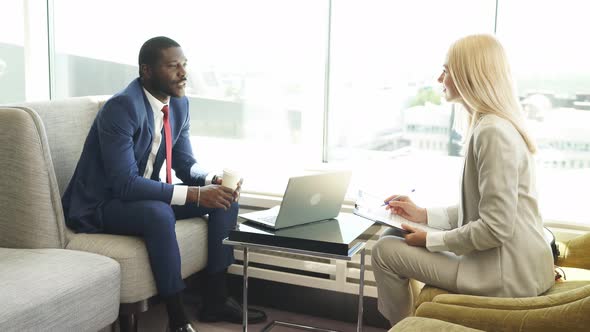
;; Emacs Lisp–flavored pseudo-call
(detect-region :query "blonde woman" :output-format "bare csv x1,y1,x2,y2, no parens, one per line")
371,34,555,326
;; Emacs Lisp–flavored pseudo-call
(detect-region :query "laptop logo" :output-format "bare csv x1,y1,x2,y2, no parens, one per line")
310,193,322,206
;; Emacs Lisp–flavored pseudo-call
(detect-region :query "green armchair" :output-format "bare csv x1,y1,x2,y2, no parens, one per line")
413,232,590,332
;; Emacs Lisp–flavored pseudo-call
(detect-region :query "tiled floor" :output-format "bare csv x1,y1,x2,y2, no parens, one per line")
136,301,389,332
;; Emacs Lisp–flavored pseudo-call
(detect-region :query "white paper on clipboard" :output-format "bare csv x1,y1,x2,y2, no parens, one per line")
352,206,440,236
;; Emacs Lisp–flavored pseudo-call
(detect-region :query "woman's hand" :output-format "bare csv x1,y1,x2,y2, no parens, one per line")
401,224,427,247
385,195,428,224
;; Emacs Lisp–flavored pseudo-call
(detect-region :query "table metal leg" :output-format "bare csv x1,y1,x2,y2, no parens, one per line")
262,248,367,332
243,247,249,332
357,248,365,332
226,240,367,332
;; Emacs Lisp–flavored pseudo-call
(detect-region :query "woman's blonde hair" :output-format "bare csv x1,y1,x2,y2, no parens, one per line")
447,34,536,153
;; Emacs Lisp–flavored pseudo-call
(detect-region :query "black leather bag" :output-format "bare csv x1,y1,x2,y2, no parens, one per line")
544,227,560,263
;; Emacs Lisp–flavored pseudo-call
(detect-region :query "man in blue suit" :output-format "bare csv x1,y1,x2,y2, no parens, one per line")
62,36,266,332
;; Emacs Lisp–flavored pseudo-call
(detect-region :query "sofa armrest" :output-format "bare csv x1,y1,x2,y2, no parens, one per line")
557,233,590,269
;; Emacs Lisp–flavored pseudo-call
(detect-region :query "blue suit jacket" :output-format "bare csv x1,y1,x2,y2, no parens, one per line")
62,78,208,233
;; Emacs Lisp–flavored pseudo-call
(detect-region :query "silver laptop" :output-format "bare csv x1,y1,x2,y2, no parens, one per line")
239,171,352,229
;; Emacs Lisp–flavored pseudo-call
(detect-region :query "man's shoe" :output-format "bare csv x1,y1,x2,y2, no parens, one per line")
199,297,267,324
168,323,197,332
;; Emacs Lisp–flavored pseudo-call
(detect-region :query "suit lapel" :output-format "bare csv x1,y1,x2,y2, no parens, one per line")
141,92,155,139
124,79,154,173
458,132,476,228
458,161,465,227
127,78,155,139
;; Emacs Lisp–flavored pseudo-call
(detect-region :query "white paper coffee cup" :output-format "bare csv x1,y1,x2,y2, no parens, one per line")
221,168,240,190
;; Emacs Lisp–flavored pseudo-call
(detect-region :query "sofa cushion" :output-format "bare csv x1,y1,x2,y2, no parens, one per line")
66,217,208,303
0,248,120,331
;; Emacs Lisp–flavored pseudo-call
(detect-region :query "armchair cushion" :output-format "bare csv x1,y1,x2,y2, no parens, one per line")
0,248,120,331
416,294,590,332
66,217,208,303
416,277,590,332
389,317,483,332
415,284,454,310
431,282,590,310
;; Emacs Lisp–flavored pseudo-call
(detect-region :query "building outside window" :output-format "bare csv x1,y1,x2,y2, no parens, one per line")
327,0,496,208
497,0,590,225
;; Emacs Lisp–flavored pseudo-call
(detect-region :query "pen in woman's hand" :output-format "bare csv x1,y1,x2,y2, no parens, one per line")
381,189,415,206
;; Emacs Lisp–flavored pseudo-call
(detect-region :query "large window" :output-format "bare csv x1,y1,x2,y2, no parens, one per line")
2,0,589,225
328,1,496,207
497,0,590,225
0,1,49,103
0,2,25,103
53,0,328,192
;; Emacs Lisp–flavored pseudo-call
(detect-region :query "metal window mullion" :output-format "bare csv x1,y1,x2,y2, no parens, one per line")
322,0,332,163
494,0,499,34
46,0,56,99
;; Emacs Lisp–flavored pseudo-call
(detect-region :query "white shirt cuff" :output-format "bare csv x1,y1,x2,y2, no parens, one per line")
205,172,220,185
171,185,188,205
427,207,451,230
426,231,449,252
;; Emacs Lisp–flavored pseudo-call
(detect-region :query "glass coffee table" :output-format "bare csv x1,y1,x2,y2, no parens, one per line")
223,213,377,332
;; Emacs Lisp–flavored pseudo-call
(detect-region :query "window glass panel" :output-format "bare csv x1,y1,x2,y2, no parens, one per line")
0,2,25,103
497,0,590,225
328,1,495,206
51,0,590,226
53,0,328,185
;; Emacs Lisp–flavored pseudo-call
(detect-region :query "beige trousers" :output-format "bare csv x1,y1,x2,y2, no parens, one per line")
371,230,461,326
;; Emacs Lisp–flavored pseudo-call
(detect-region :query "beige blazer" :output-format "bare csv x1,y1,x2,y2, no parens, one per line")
440,114,554,297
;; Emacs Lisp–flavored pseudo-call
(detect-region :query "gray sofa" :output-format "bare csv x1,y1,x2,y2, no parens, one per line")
3,96,211,330
0,106,121,331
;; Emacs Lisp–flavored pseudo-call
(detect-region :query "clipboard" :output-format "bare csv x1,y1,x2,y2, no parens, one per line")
352,206,439,237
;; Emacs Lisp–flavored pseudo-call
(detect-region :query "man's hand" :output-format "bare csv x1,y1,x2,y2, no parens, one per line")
215,175,243,202
187,185,234,209
402,224,427,247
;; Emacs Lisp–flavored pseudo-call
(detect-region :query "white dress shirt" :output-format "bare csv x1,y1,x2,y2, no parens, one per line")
426,207,452,252
142,88,188,205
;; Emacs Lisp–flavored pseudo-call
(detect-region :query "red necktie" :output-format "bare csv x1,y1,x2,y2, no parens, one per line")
161,105,172,184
